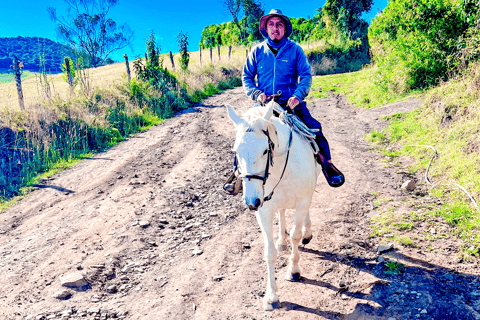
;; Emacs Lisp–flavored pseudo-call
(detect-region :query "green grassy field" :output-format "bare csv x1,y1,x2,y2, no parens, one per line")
0,70,35,84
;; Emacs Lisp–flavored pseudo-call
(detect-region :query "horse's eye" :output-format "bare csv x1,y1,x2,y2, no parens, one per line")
263,149,268,155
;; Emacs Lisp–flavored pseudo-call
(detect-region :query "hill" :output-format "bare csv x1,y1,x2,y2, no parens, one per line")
0,36,74,73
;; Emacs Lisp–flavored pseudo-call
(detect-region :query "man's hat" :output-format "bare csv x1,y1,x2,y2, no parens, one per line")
259,9,293,38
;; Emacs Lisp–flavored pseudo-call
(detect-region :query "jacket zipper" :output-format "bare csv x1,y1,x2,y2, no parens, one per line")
273,56,276,94
272,43,286,96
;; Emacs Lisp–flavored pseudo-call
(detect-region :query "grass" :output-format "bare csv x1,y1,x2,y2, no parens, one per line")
311,60,480,258
308,64,422,109
364,62,480,253
384,261,405,275
0,70,35,84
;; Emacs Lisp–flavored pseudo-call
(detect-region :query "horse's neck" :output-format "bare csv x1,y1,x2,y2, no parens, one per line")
272,118,300,156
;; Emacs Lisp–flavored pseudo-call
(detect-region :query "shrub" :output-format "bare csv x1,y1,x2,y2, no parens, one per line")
369,0,468,93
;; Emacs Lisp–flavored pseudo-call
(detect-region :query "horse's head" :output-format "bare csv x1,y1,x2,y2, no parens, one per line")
227,103,277,211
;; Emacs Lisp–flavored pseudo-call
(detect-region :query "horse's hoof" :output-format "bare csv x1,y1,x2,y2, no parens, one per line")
286,272,301,282
276,243,287,252
263,301,280,311
302,235,313,245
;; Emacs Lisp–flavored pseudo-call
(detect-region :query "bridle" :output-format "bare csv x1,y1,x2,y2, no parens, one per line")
235,127,293,202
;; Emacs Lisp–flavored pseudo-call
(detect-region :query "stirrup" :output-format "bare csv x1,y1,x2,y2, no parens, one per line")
223,171,242,195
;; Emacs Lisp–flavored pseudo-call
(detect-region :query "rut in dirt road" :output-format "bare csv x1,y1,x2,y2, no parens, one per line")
1,87,480,320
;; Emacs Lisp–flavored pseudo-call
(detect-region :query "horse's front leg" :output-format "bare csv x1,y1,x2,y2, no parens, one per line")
276,209,288,252
302,212,313,245
255,208,279,311
286,199,311,281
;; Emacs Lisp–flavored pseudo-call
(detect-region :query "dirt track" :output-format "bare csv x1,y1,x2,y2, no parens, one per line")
2,86,480,320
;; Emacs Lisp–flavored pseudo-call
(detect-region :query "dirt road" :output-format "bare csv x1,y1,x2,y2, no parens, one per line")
2,87,480,320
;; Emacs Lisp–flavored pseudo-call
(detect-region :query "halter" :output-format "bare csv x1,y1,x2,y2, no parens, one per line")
237,128,293,202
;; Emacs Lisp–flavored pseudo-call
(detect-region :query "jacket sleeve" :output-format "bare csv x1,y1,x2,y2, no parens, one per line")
242,48,262,101
293,46,312,102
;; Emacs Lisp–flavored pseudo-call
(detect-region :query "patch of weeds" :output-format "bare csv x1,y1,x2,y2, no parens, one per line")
367,191,380,197
370,228,383,238
382,112,406,121
309,91,327,99
393,222,414,231
384,261,405,275
396,235,415,247
373,197,392,207
383,150,401,158
366,131,388,144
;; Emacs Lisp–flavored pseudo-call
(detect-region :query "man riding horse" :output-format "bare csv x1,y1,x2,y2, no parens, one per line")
225,8,344,193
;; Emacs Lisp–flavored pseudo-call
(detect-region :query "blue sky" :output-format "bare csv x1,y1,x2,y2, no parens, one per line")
0,0,389,62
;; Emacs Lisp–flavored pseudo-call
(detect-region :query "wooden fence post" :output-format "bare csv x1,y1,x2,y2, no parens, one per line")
13,56,25,110
218,46,221,61
169,51,175,71
210,47,213,63
123,54,131,82
229,45,232,60
199,46,202,66
64,57,74,96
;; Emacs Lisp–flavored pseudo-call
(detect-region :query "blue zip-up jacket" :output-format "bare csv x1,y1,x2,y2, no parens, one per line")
242,38,312,104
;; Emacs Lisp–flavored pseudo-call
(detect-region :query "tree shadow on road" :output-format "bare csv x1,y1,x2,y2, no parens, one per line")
289,247,480,320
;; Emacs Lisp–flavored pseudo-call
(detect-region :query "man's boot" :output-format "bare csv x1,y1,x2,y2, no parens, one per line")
316,152,345,187
223,171,243,195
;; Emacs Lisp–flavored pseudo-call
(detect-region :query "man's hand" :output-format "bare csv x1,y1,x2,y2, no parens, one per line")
287,96,300,109
257,93,267,105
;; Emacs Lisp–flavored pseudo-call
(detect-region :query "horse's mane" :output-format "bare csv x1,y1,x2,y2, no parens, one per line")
240,106,278,133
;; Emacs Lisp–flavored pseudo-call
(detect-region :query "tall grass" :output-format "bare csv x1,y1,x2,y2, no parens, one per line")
0,45,249,207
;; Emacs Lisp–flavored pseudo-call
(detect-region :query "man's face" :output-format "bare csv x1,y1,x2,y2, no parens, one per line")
267,16,285,42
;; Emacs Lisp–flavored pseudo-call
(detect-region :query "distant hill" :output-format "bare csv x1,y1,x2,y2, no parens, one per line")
0,37,75,73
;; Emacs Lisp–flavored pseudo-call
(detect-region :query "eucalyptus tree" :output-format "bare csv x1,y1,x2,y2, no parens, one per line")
48,0,134,67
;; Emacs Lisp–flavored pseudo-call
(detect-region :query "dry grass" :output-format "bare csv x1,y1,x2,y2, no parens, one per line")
0,45,254,111
0,42,325,111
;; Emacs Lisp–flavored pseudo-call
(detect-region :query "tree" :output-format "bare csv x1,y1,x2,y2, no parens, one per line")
322,0,373,38
242,0,264,42
223,0,244,40
47,0,134,67
221,0,263,44
177,31,189,71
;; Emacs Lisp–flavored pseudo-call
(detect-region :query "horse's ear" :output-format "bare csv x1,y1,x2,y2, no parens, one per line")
262,104,274,121
227,105,245,126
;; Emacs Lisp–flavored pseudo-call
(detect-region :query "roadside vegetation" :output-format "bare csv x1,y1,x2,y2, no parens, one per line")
311,0,480,259
0,33,243,211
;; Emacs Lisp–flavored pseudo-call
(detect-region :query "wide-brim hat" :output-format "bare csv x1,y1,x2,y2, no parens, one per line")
259,9,293,38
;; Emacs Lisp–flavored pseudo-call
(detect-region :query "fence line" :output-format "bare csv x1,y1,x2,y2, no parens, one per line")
13,56,25,110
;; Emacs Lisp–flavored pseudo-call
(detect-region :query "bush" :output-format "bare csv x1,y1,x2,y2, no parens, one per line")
369,0,468,93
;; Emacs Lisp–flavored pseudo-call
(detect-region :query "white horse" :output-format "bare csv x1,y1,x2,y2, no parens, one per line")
227,101,321,311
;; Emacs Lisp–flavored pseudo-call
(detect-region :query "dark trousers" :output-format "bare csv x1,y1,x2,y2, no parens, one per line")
278,101,332,160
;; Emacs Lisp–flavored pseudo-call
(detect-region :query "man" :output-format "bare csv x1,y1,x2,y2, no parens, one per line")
224,9,344,194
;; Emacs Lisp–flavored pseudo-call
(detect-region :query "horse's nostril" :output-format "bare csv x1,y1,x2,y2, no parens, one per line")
254,198,261,208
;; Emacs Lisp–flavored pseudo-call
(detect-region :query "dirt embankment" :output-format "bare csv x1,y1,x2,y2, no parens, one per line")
1,87,480,320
